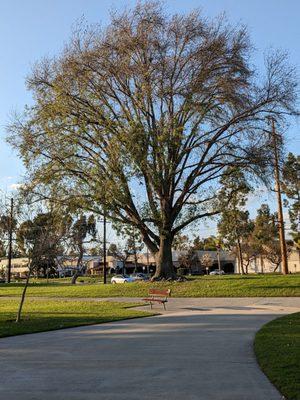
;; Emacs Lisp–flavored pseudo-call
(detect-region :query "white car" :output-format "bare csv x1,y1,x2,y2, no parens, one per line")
209,270,225,275
111,274,134,284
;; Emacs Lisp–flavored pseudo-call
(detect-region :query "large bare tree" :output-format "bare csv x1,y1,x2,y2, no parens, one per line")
8,2,297,278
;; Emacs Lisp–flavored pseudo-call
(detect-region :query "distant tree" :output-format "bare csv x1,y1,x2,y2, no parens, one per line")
282,153,300,249
8,2,297,279
0,212,18,258
239,239,260,274
252,204,279,272
88,244,103,257
192,236,202,251
192,235,221,251
16,211,68,322
201,253,214,274
0,240,6,258
253,204,278,246
107,243,119,257
107,242,131,273
262,240,293,272
0,265,5,280
114,223,144,272
70,214,96,284
217,168,253,274
178,247,201,274
173,234,190,251
16,212,70,277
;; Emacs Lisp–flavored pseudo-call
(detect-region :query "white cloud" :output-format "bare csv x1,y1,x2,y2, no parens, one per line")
9,183,23,191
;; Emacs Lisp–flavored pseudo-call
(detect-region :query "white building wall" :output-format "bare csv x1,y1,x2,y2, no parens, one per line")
236,249,300,274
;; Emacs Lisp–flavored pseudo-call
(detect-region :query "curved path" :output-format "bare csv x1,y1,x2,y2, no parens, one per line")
0,297,299,400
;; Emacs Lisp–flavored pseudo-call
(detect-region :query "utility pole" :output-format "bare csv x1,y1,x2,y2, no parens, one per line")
7,198,14,283
271,118,289,274
103,209,107,284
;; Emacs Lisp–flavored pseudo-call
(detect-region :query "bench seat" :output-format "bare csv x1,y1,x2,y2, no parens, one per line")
142,289,171,310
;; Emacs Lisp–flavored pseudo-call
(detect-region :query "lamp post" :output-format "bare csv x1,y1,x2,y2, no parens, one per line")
7,198,14,283
103,210,107,284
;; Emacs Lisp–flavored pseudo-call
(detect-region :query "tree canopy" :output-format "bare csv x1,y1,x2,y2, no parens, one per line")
282,152,300,248
8,2,297,278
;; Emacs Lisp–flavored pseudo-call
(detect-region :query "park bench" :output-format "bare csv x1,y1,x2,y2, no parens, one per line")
143,288,171,310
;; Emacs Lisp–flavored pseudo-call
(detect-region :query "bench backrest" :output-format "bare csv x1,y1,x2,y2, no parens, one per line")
149,288,171,297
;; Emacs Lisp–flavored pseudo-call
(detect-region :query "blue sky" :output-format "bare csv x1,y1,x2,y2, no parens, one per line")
0,0,299,238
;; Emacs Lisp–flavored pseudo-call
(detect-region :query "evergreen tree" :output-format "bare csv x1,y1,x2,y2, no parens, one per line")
282,152,300,248
217,168,253,274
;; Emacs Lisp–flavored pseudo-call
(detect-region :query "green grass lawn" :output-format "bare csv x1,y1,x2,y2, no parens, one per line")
1,274,299,298
254,312,300,400
0,298,153,338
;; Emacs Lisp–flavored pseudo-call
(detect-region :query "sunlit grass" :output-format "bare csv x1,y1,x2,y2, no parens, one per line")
1,274,299,298
255,312,300,400
0,298,153,338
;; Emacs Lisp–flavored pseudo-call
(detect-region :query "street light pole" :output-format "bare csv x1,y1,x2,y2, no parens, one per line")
103,209,107,284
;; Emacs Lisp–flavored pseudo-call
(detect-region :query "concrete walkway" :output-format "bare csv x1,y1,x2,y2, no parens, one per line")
0,297,299,400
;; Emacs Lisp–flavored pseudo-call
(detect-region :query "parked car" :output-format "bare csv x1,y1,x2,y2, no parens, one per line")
111,274,135,284
209,270,225,275
130,273,149,281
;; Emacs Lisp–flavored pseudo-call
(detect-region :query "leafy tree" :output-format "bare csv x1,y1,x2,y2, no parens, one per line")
16,210,69,322
282,153,300,247
0,213,18,258
16,212,69,277
70,214,96,284
252,204,280,272
107,243,119,257
253,204,278,246
0,265,5,280
8,2,297,278
173,234,190,251
239,239,260,274
107,242,134,273
262,240,293,272
177,247,200,274
192,235,221,251
217,168,253,274
114,224,144,272
88,244,103,256
192,236,202,251
201,253,213,274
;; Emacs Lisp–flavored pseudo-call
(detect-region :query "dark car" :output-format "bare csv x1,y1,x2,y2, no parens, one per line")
130,273,149,281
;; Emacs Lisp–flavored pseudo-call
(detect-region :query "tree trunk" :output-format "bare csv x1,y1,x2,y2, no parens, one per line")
153,236,176,279
273,264,279,273
134,251,137,273
71,245,84,284
245,261,249,274
237,239,245,275
260,255,264,274
16,265,31,323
